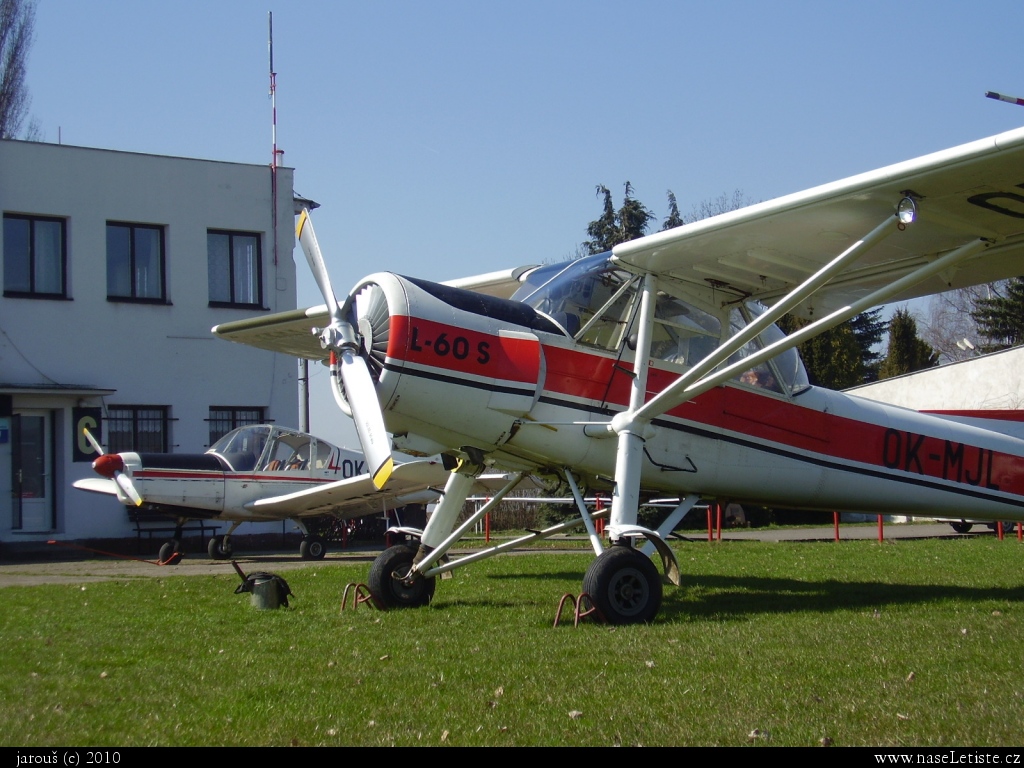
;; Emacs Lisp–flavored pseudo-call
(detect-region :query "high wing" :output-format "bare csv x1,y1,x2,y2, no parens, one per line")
613,125,1024,317
248,459,451,519
216,126,1024,358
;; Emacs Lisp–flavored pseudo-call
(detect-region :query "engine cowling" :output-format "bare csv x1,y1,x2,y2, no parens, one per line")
344,273,552,456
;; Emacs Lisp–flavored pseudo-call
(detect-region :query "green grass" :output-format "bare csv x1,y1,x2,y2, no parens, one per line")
2,537,1023,746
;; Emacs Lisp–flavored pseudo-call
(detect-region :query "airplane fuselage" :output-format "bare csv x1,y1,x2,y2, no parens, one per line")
353,267,1024,522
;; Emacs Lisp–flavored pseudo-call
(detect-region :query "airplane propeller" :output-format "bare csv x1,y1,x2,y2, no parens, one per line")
82,428,144,507
296,208,394,490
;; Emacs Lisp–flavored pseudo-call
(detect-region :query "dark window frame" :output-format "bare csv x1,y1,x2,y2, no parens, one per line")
3,213,69,300
207,406,266,446
106,221,168,304
207,229,264,309
106,405,170,454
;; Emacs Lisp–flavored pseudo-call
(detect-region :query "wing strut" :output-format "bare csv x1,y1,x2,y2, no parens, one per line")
604,199,990,548
645,201,908,407
609,272,658,540
637,235,990,421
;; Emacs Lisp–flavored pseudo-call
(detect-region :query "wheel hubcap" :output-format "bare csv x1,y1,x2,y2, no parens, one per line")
610,568,648,616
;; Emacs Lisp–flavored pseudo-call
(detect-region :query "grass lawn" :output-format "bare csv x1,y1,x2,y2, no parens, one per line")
2,537,1022,746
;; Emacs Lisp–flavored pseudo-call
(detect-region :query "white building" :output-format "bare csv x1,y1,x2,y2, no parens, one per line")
0,139,299,549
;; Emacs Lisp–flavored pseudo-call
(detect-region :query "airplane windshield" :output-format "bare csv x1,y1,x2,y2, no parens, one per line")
208,425,341,472
512,253,638,348
209,425,273,471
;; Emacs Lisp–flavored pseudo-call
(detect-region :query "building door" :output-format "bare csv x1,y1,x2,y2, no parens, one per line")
11,411,54,532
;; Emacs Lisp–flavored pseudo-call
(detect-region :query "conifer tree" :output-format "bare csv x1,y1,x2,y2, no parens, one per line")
878,308,938,379
970,277,1024,351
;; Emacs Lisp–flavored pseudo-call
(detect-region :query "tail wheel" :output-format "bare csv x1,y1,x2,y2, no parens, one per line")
582,545,662,625
368,544,435,608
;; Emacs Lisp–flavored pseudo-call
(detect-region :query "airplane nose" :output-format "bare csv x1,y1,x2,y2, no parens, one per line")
93,453,124,478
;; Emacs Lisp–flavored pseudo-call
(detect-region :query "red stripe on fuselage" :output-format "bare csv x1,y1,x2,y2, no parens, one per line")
387,317,1024,497
134,470,335,484
389,315,539,383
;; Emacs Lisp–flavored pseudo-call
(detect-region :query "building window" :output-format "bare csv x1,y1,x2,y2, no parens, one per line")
107,406,169,454
3,213,67,298
107,222,166,302
208,230,262,307
209,406,265,445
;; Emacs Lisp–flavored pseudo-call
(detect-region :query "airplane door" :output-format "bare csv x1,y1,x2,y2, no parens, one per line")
11,411,54,532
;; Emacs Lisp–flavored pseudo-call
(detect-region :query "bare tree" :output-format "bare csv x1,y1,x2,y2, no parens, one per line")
682,189,751,224
0,0,36,139
919,283,1001,363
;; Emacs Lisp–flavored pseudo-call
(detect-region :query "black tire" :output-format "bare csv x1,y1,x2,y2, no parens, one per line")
582,545,662,625
208,537,232,560
158,541,182,565
299,536,326,560
367,544,435,609
950,522,973,534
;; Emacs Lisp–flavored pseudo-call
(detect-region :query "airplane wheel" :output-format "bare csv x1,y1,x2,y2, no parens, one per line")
949,522,973,534
299,536,326,560
582,545,662,625
158,541,182,565
368,544,435,609
208,537,232,560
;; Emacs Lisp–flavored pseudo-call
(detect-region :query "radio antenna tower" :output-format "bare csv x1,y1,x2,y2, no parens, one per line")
985,90,1024,107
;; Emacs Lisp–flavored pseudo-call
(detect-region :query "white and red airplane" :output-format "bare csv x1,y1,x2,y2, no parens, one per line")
215,124,1024,623
73,424,449,563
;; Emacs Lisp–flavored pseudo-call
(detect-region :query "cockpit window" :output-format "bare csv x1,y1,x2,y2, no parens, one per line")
650,292,722,367
728,303,810,395
513,253,638,350
208,425,342,473
511,254,809,394
259,432,314,472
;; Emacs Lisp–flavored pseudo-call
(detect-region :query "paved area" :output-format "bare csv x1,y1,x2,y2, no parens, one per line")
0,523,1014,587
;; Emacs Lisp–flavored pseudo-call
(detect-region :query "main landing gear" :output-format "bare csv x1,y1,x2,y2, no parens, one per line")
299,536,327,560
368,544,436,608
582,544,662,625
208,522,241,560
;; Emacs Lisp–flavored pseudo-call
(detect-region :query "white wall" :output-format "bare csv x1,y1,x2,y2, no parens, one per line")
848,346,1024,411
0,140,299,543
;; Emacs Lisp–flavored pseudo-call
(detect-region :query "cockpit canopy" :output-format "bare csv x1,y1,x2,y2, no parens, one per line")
511,252,809,395
208,425,339,472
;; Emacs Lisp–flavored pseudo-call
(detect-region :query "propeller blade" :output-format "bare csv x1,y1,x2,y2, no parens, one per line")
82,427,104,456
339,349,394,489
114,471,144,507
296,208,348,336
296,207,393,490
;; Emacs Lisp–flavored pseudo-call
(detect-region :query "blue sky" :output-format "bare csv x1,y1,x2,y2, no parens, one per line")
24,0,1024,445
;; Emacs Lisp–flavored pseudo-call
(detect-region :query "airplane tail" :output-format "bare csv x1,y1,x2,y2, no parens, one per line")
923,409,1024,442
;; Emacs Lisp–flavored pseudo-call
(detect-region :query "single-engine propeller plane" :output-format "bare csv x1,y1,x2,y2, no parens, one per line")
215,124,1024,623
74,424,449,562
